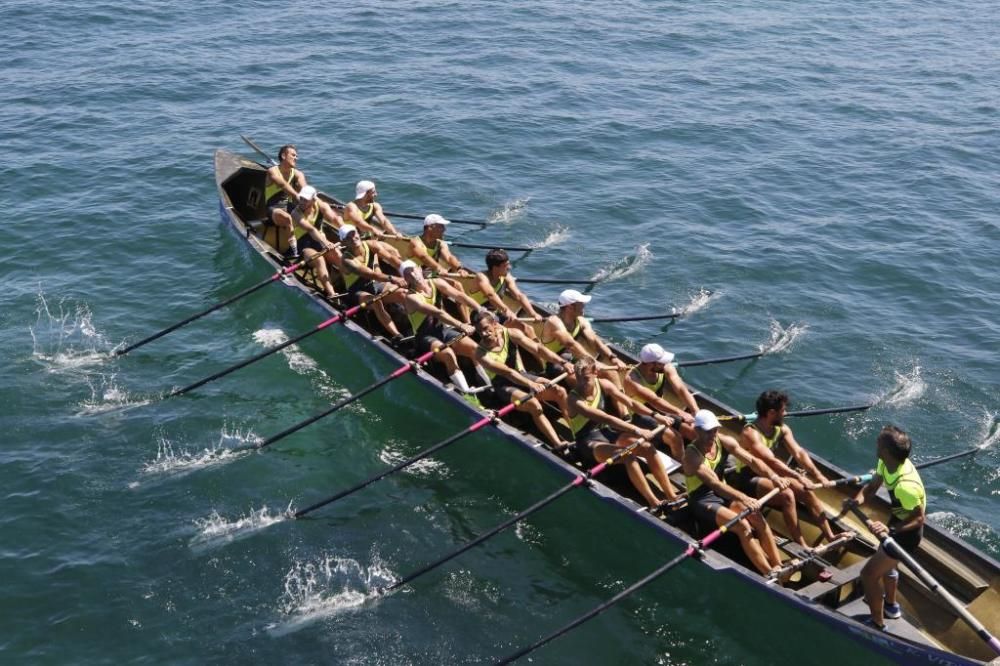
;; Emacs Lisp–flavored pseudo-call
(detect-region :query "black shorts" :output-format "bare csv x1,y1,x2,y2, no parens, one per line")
690,490,728,525
267,200,293,222
298,233,326,254
416,324,462,356
726,468,768,495
883,523,923,557
480,371,542,409
343,279,383,307
575,425,619,467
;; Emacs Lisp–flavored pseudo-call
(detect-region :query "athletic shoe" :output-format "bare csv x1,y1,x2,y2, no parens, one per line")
883,600,902,619
863,617,889,632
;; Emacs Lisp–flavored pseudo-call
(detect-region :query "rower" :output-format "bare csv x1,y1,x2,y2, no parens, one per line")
466,249,541,321
732,390,850,548
334,225,407,338
287,186,342,298
623,343,699,454
848,425,926,630
341,180,401,238
397,260,481,394
406,214,464,275
541,289,628,374
682,409,784,576
263,144,307,257
565,357,678,510
456,309,572,449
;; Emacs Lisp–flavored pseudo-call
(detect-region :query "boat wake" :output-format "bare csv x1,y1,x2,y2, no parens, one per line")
378,441,450,478
76,372,152,415
877,365,926,407
266,553,395,636
189,503,292,552
487,197,529,225
530,224,570,249
677,288,718,317
138,425,261,479
590,243,652,282
976,411,1000,451
252,328,365,410
30,291,115,373
928,511,999,556
757,320,808,354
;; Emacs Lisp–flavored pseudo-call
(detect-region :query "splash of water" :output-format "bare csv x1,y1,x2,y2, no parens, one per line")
487,197,529,225
267,553,396,636
29,291,113,372
757,320,809,354
76,373,151,415
590,244,652,282
189,503,292,552
378,442,449,478
878,366,926,407
976,411,1000,450
252,328,360,407
530,224,570,249
927,511,999,555
140,425,260,477
677,288,718,317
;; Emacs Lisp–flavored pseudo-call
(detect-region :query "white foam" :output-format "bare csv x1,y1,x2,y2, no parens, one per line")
757,320,809,354
30,291,113,373
976,411,1000,451
530,224,570,249
267,554,395,636
139,425,260,478
927,511,998,554
487,197,530,225
76,373,151,415
378,441,449,478
252,328,363,408
590,243,653,283
878,366,926,407
678,288,718,317
189,503,292,551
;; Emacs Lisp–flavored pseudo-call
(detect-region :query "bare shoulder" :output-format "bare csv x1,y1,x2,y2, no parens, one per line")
719,432,742,451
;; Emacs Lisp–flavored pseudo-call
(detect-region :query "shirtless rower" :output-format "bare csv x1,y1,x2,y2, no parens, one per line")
541,289,628,374
457,309,572,448
334,225,407,337
263,144,307,258
623,343,699,456
682,409,785,576
565,357,678,509
289,186,342,299
732,390,849,547
397,260,481,394
407,214,464,275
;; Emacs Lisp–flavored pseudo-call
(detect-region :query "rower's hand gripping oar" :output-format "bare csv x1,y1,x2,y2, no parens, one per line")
382,423,672,594
165,279,395,398
113,251,330,358
845,502,1000,655
496,486,783,665
293,372,571,519
239,331,470,452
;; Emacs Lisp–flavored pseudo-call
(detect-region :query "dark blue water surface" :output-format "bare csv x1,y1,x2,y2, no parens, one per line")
2,1,998,664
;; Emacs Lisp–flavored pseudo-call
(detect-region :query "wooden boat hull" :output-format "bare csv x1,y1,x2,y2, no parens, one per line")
214,148,999,665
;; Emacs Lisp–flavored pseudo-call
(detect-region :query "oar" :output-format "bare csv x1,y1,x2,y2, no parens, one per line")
767,533,854,580
515,277,599,286
845,503,1000,655
720,403,873,422
382,424,669,594
165,285,398,398
819,444,985,488
240,134,277,166
383,210,487,228
113,254,325,357
676,351,764,368
448,241,534,253
293,373,569,519
496,486,783,664
589,313,680,324
238,332,469,452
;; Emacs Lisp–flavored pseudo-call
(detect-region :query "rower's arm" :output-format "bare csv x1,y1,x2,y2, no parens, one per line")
782,428,828,483
319,201,344,228
571,380,645,436
476,351,536,391
505,276,539,318
511,327,569,370
435,278,482,314
409,239,447,274
475,274,516,318
343,203,381,237
344,257,399,285
579,321,626,368
372,202,400,236
405,292,468,332
853,476,883,504
739,429,797,482
437,242,463,272
296,216,333,248
664,365,699,414
623,376,687,418
683,451,749,505
547,318,594,361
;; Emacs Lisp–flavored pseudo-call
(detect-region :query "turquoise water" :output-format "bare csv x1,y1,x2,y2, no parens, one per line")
3,1,998,663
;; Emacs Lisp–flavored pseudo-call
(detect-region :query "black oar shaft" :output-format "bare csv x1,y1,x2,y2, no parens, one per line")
914,445,982,471
388,480,582,593
115,272,283,357
589,313,680,324
676,352,763,368
449,242,533,253
384,210,486,227
240,134,277,165
515,277,597,285
788,404,871,417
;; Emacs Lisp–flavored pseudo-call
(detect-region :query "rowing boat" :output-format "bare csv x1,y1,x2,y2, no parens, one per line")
214,148,1000,665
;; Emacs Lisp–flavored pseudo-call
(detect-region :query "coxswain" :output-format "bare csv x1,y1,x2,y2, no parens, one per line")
287,186,342,299
457,309,572,449
397,260,481,394
334,225,407,337
848,425,926,630
263,144,308,257
406,214,465,275
565,357,679,509
682,409,785,576
733,390,850,548
541,290,628,374
623,343,699,454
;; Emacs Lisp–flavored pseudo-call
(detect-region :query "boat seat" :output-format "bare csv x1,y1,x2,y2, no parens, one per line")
795,559,868,602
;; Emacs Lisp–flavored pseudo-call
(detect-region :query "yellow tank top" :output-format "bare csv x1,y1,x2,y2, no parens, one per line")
734,422,783,473
470,274,507,306
407,281,438,335
543,316,583,354
291,202,321,240
264,168,296,205
567,381,603,437
482,328,524,380
342,242,373,288
685,438,725,495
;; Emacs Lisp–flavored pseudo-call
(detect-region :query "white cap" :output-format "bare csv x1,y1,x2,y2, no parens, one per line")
423,213,450,227
558,289,592,307
694,409,721,431
337,224,357,241
298,185,317,201
399,259,420,275
639,343,675,365
355,180,376,198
